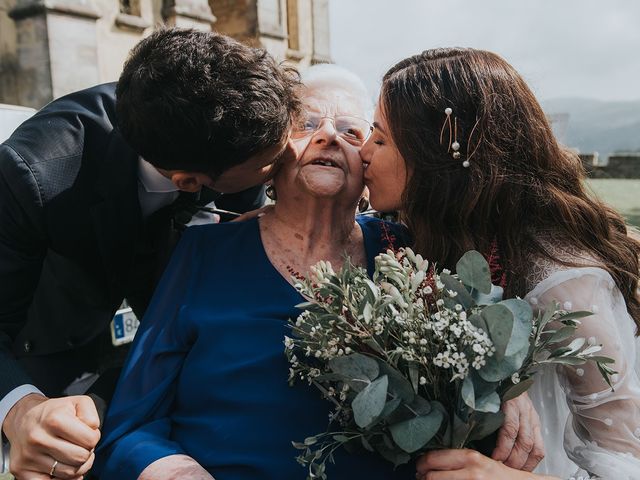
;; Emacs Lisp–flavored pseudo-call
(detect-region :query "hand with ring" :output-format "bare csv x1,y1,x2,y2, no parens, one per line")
49,459,59,477
2,393,99,479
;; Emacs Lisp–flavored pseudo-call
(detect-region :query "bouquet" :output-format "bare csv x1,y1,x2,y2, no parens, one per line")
285,248,615,479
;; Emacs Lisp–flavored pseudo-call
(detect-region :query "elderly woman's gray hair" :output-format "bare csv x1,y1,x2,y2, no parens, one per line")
301,64,373,120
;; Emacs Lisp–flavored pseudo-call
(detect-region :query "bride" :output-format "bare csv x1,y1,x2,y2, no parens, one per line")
361,47,640,479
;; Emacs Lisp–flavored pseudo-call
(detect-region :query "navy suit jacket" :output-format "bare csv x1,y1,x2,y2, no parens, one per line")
0,83,263,398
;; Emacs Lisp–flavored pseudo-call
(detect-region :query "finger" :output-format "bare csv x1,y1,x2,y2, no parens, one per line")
416,471,460,480
13,472,55,480
73,396,101,430
29,448,93,477
47,412,101,451
42,438,94,468
504,402,534,470
416,449,478,474
492,399,520,462
48,452,95,479
232,205,274,222
521,420,545,471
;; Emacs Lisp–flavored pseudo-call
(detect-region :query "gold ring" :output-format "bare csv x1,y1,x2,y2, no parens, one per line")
49,459,59,477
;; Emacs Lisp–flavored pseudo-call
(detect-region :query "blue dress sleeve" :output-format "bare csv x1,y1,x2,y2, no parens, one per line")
93,227,202,479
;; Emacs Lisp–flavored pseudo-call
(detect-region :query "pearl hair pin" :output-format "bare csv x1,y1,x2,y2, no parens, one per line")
439,107,481,168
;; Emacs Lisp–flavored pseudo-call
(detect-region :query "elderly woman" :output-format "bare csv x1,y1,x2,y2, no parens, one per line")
93,64,541,480
92,65,413,479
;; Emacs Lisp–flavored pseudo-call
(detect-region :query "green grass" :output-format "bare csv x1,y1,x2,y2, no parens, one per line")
587,179,640,228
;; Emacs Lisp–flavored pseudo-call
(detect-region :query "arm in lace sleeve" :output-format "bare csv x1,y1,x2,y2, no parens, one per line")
530,268,640,479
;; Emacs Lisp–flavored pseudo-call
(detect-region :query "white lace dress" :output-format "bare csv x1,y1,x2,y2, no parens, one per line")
525,253,640,479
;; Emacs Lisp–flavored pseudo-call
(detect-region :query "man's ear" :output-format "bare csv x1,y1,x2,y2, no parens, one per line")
169,172,212,192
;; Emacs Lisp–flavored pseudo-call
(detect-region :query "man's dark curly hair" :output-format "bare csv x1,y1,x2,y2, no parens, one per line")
116,28,301,177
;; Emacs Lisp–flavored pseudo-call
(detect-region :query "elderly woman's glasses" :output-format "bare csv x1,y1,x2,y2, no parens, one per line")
292,114,372,146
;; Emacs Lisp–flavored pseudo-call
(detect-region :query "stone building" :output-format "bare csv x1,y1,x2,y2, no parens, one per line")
0,0,331,108
580,152,640,179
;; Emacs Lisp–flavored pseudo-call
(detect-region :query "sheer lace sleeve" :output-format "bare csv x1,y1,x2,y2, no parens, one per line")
526,267,640,479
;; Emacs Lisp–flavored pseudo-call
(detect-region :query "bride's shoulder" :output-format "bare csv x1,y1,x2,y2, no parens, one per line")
524,234,614,298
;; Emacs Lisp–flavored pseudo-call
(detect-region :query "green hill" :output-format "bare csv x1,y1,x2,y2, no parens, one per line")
542,98,640,156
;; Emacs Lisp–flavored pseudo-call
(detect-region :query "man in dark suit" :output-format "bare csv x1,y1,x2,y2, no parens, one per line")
0,28,300,479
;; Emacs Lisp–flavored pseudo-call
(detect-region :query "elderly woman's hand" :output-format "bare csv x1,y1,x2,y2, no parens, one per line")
415,449,559,480
491,392,545,471
138,455,214,480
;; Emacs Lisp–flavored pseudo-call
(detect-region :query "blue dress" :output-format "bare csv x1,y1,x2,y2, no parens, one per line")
94,216,413,479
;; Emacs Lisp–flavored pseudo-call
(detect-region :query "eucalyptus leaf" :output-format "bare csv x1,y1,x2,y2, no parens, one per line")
408,395,434,416
501,377,535,402
548,326,578,344
363,338,386,355
379,397,402,419
440,273,476,309
549,346,572,358
375,444,412,467
467,411,505,442
361,435,374,452
376,359,415,403
450,412,470,449
469,370,500,398
472,284,504,306
462,376,475,409
567,337,586,352
478,344,528,382
548,356,587,366
500,299,533,357
474,391,501,413
408,364,420,394
590,355,616,364
480,304,514,360
556,310,594,322
581,344,603,356
389,409,444,453
537,303,558,332
456,250,492,294
329,353,379,383
352,375,389,428
469,313,488,332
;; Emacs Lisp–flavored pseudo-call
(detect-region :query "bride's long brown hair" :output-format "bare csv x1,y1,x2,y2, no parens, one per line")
381,47,640,330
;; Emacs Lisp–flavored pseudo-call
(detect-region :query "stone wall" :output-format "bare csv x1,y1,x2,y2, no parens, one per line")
0,0,21,105
580,153,640,179
0,0,331,108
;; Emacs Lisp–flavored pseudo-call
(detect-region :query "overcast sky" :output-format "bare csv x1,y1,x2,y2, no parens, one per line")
328,0,640,103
